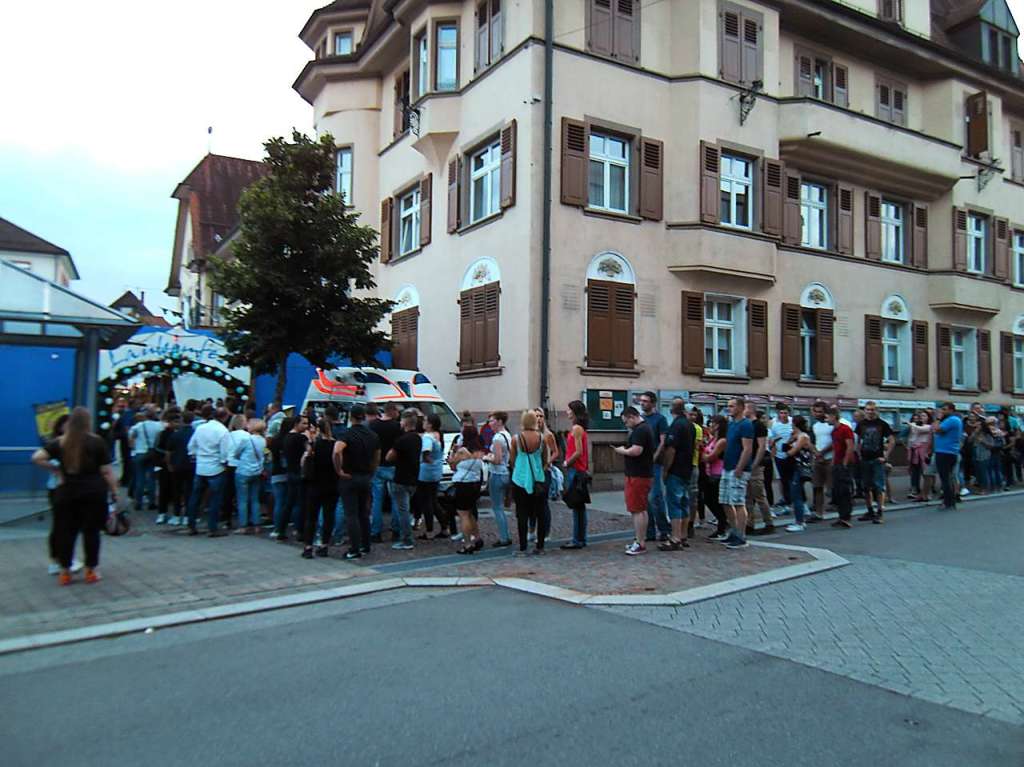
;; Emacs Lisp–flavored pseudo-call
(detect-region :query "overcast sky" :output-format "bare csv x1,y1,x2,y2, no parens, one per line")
1,1,1022,317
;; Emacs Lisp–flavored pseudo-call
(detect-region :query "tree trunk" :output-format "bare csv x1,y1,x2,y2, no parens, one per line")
274,353,288,404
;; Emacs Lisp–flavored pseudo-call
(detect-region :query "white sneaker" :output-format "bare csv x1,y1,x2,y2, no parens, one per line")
785,523,806,532
451,532,465,542
528,532,537,543
168,516,180,526
624,540,646,556
693,520,704,528
156,514,167,525
48,563,61,576
70,559,84,573
269,530,281,539
959,488,970,497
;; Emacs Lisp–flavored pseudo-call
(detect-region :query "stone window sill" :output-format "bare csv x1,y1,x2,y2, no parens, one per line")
454,366,503,379
582,208,643,225
579,365,643,378
700,373,751,384
797,379,841,389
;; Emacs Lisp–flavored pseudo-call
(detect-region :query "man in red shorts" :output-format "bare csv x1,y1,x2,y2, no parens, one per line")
614,406,656,556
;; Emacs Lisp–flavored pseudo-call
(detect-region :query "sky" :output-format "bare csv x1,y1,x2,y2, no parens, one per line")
1,1,1023,318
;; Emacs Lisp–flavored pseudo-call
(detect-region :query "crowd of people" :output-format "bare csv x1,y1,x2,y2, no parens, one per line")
31,390,1023,583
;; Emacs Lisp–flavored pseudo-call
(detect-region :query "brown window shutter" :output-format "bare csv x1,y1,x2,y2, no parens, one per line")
612,283,636,368
419,174,432,247
796,54,814,97
832,64,849,107
391,312,403,367
483,282,500,367
912,320,929,388
781,303,802,380
561,117,587,207
911,205,928,269
892,86,906,126
447,157,461,233
407,308,419,369
681,291,705,375
1011,127,1024,181
978,329,992,392
864,314,883,385
747,298,768,379
379,197,393,263
586,280,613,367
1001,332,1015,394
815,309,835,381
782,171,802,245
639,137,664,221
719,7,741,83
699,141,721,224
762,159,783,237
612,0,640,63
936,323,952,390
471,288,488,367
740,11,762,84
391,308,419,370
952,207,967,272
458,289,474,369
475,2,488,72
965,91,989,158
588,0,613,56
836,185,854,254
500,120,517,209
994,217,1010,281
864,191,882,260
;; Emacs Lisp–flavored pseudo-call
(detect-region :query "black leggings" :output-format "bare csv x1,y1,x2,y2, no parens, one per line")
304,485,338,546
414,481,443,531
701,475,725,532
514,485,545,551
53,489,106,569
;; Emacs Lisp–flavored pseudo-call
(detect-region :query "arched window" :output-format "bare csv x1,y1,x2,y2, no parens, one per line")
866,295,928,389
458,258,501,371
781,283,834,382
390,285,420,370
585,253,635,370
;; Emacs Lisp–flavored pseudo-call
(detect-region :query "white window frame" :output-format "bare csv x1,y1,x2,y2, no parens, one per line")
881,199,905,264
800,181,828,249
951,326,977,391
800,311,816,380
882,320,910,386
398,187,421,257
335,147,352,205
334,31,353,55
587,132,630,214
415,32,429,99
1014,336,1024,393
703,296,747,376
435,23,458,91
1013,232,1024,288
720,153,753,230
813,59,827,100
967,213,986,274
469,139,501,224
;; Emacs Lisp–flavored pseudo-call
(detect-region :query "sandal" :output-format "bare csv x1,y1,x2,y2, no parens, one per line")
657,538,684,551
456,545,477,555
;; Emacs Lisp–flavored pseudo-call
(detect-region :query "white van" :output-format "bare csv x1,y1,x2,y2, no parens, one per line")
299,366,462,481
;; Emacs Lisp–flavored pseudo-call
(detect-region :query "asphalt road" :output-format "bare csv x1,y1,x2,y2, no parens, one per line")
3,494,1023,766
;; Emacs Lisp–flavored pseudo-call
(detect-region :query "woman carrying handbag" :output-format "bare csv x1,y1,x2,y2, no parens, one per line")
560,400,591,550
510,411,549,555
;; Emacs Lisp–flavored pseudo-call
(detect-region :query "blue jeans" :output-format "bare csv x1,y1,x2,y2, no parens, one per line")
271,479,289,530
488,471,511,542
388,481,415,545
646,464,671,537
131,454,155,509
279,473,304,536
235,472,261,526
187,472,226,532
371,466,396,535
664,472,690,520
331,497,346,542
566,467,587,545
790,474,807,525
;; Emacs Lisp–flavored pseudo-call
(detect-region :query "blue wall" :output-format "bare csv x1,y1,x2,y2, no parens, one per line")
0,344,77,493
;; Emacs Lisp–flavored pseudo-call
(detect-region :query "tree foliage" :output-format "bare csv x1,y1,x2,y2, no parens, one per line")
211,130,392,401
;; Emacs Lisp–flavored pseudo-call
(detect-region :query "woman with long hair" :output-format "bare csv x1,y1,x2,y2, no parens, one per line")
234,418,267,535
415,413,447,539
32,407,119,585
702,415,728,538
450,424,486,554
45,414,80,575
907,410,933,501
301,417,339,559
784,416,814,532
510,410,550,555
560,400,591,550
531,408,560,543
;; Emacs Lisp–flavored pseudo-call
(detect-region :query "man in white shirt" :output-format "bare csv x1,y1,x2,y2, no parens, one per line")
810,400,834,522
186,405,231,536
768,405,794,512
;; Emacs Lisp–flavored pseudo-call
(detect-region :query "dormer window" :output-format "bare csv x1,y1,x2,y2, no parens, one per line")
334,31,353,55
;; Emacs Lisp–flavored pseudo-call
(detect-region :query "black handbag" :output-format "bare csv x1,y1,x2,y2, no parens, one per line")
105,504,131,536
562,470,591,506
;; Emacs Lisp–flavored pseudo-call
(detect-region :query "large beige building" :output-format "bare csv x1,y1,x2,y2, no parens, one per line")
294,0,1024,437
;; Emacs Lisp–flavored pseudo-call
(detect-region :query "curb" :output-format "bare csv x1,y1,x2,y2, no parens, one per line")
0,541,847,657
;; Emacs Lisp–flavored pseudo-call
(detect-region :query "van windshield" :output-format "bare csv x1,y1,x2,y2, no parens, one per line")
303,400,461,433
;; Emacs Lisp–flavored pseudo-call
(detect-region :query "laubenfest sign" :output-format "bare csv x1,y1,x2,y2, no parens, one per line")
99,326,250,382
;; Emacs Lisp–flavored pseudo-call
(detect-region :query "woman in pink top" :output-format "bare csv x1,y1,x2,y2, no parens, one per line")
700,416,728,537
560,400,590,549
907,410,933,501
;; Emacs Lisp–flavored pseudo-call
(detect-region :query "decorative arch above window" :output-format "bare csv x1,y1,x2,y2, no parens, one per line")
394,284,421,310
586,251,636,285
799,282,835,310
460,256,501,291
880,293,909,320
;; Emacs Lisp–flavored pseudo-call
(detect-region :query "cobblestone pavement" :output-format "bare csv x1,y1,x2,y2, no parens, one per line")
598,501,1024,726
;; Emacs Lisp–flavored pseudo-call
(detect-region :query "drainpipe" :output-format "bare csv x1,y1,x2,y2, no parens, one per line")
539,0,554,413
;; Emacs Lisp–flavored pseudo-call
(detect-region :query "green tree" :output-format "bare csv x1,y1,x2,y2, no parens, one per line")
211,130,392,402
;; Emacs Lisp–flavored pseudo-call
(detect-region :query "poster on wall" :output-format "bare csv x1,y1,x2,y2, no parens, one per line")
34,400,69,442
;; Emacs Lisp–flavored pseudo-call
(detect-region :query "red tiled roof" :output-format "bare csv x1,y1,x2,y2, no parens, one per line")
176,154,267,260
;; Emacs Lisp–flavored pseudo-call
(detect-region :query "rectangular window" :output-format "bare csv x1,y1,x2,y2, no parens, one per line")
882,320,904,385
335,147,352,204
967,213,986,274
1015,337,1024,393
470,139,502,223
1014,233,1024,287
880,200,905,263
476,0,502,70
415,32,428,99
435,23,458,91
800,181,827,249
813,59,828,100
950,327,978,390
719,153,753,229
334,31,353,55
876,77,907,126
588,132,630,213
801,310,816,380
398,187,421,257
704,300,735,374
